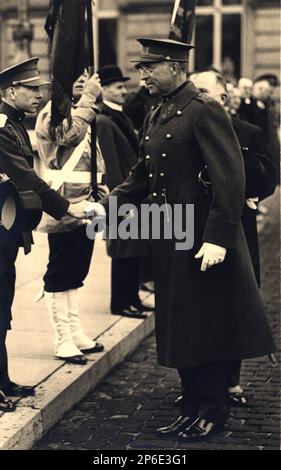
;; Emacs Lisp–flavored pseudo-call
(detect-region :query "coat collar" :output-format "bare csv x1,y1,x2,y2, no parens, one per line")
159,81,200,125
103,99,123,112
0,100,25,123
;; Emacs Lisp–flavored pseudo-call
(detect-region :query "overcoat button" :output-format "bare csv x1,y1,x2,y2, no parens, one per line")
166,133,172,139
152,192,157,198
145,136,150,141
149,173,153,178
176,110,182,116
161,153,167,158
160,172,165,177
145,155,150,160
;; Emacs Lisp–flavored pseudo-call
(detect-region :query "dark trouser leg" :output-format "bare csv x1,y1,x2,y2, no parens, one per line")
0,237,19,332
44,226,95,293
179,362,231,424
0,237,19,389
228,360,241,388
140,244,154,284
110,257,140,311
0,331,9,389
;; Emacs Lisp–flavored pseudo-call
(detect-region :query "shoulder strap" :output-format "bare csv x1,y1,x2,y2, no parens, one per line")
50,130,89,191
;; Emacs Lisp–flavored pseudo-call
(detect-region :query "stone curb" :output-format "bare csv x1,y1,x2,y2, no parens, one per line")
0,313,155,450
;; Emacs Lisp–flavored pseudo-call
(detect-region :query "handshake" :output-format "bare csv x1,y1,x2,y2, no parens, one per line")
67,201,106,222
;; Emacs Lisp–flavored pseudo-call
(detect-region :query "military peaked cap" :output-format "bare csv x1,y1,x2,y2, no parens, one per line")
132,38,194,67
0,57,49,89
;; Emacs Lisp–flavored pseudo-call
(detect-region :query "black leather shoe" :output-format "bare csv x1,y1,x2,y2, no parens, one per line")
4,382,35,397
229,391,248,407
156,416,196,437
173,394,183,407
178,418,224,442
80,342,104,354
57,355,88,365
0,390,16,412
112,306,147,319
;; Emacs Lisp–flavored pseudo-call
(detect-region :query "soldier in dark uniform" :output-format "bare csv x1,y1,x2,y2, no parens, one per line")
91,39,276,441
169,70,276,407
0,58,89,412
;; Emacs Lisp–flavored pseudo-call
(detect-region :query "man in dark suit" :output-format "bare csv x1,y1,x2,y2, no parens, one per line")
90,39,276,441
96,65,153,319
184,70,276,406
0,58,88,412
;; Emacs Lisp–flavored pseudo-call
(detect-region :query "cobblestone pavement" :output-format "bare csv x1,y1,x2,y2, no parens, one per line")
34,194,280,451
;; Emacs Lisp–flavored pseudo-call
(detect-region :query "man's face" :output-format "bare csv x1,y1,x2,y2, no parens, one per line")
137,62,175,96
12,85,43,113
191,72,227,106
253,81,272,101
102,81,127,105
238,80,252,99
230,88,242,111
73,71,89,100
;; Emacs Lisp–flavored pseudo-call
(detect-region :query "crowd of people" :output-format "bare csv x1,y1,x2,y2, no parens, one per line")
0,36,278,444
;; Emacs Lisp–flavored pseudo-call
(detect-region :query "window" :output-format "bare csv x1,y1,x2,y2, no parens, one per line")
192,0,243,80
92,0,119,68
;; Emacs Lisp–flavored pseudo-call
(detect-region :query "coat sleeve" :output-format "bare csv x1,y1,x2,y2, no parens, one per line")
0,127,69,220
194,99,245,248
96,117,127,191
246,127,276,200
100,136,150,214
35,101,97,149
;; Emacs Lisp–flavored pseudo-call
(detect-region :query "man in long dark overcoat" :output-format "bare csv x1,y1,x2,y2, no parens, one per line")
92,39,276,441
96,65,151,319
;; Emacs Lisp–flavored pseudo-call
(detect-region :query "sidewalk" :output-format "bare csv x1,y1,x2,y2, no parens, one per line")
34,189,280,451
0,233,155,450
0,190,278,450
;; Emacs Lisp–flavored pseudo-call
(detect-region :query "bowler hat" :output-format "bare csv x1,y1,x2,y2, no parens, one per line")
254,73,279,87
131,38,194,67
98,65,130,86
0,57,49,89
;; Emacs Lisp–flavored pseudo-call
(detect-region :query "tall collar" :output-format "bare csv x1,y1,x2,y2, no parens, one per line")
103,100,123,112
0,100,25,123
161,81,188,102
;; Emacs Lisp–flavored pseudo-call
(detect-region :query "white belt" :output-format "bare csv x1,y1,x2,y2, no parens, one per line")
43,170,104,185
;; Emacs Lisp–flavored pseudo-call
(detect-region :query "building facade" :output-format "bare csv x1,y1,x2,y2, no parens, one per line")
0,0,279,89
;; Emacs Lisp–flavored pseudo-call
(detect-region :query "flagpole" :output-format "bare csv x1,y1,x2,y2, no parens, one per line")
171,0,181,26
86,0,98,199
86,0,95,75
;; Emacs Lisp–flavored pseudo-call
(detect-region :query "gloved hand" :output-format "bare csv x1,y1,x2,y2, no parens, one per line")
195,242,227,272
96,184,109,201
77,73,102,108
0,173,9,182
67,200,91,219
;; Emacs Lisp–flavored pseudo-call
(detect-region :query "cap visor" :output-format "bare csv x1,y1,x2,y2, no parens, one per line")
22,78,50,87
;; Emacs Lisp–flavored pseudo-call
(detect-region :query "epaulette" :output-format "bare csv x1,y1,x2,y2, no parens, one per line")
0,113,8,128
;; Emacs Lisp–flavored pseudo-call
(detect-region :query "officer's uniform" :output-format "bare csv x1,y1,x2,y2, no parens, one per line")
0,58,70,403
101,39,276,433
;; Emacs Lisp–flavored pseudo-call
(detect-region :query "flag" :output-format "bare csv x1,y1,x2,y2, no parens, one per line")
169,0,197,44
45,0,88,129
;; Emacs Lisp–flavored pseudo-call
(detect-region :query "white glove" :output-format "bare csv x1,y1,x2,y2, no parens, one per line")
77,73,102,108
195,242,226,272
0,173,9,182
84,202,106,218
67,200,90,219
